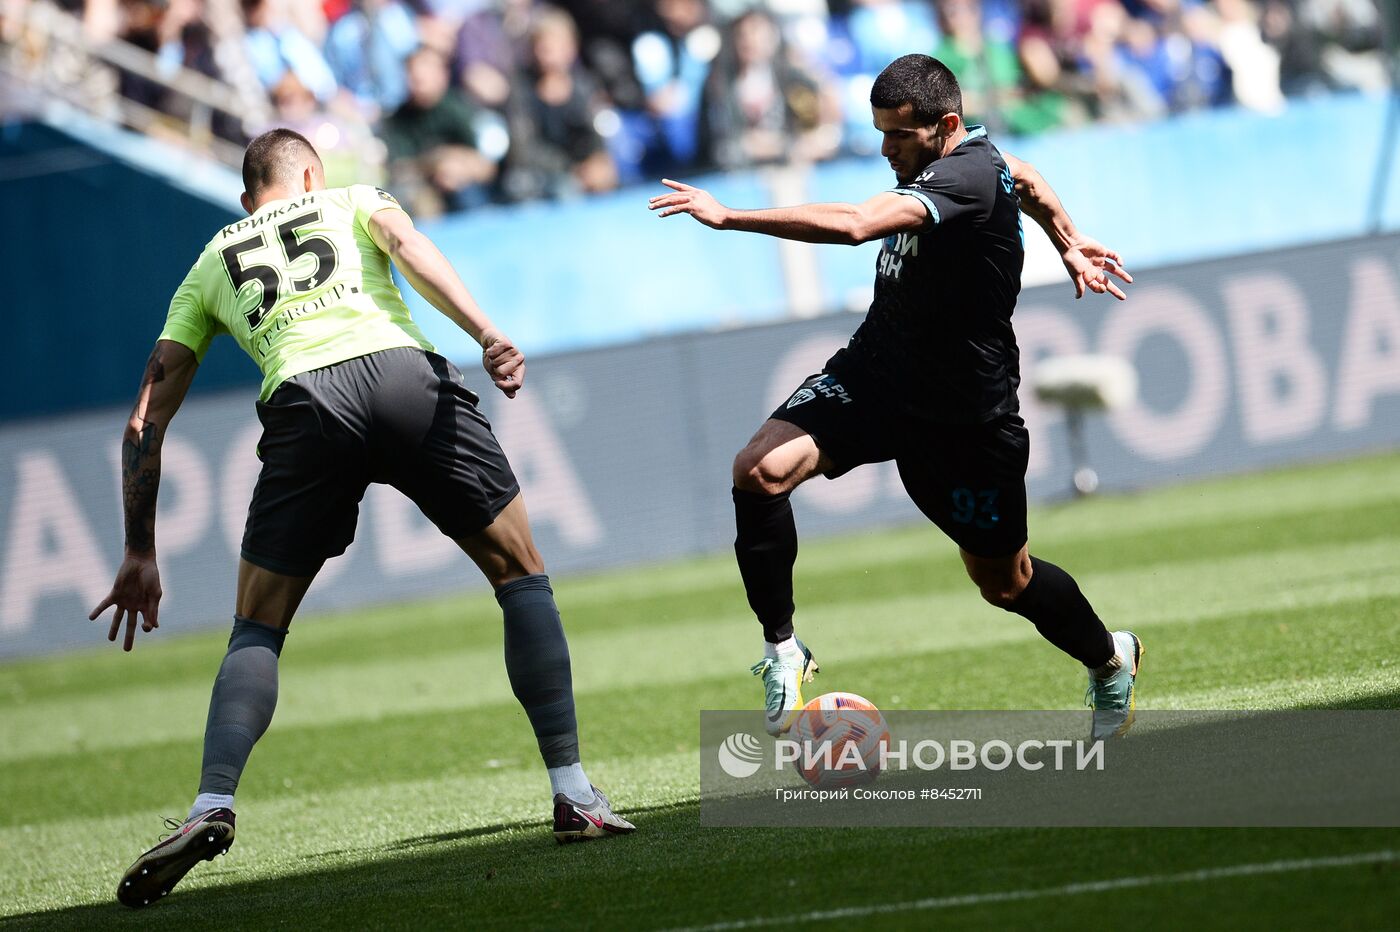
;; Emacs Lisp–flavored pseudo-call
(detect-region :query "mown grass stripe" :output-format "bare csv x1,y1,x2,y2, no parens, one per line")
1,454,1396,927
5,453,1396,705
0,750,697,916
3,535,1395,763
663,850,1400,932
6,593,1398,831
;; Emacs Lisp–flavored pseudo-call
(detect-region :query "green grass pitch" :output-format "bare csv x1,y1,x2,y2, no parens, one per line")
3,452,1399,929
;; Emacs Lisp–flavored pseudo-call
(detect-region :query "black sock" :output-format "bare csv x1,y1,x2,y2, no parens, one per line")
199,616,286,796
496,574,580,768
733,487,798,643
1006,556,1115,667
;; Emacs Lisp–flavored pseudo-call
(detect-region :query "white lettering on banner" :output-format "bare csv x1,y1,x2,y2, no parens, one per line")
1334,257,1400,430
766,332,891,514
220,421,265,558
1015,309,1089,478
0,452,112,633
157,438,215,556
493,391,603,548
1224,273,1326,443
213,419,351,587
369,484,460,577
1101,287,1229,461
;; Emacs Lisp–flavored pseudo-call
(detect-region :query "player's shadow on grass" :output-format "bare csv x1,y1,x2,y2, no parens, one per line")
1,799,722,932
381,797,697,852
9,697,1398,930
1298,686,1400,711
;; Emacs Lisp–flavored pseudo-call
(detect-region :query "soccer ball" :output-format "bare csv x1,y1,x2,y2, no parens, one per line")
789,692,891,790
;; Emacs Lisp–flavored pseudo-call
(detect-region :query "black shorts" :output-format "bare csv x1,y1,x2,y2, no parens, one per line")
769,370,1029,558
241,347,520,576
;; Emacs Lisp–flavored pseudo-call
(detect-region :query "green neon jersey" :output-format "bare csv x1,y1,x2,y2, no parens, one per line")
160,185,435,400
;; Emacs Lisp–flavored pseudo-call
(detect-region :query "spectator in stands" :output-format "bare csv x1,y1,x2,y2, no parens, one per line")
325,0,420,116
932,0,1027,133
822,0,941,153
1175,3,1235,109
1076,0,1168,122
1016,0,1096,122
22,0,1390,204
286,0,329,44
1302,0,1389,90
382,44,497,216
259,69,381,185
632,0,720,170
555,0,649,111
1012,0,1080,131
241,0,339,103
1260,0,1327,95
82,0,122,43
1112,13,1173,110
115,0,166,111
454,0,538,110
502,8,618,201
829,0,941,78
1215,0,1286,112
152,0,246,141
1114,3,1232,114
699,7,838,170
414,5,466,62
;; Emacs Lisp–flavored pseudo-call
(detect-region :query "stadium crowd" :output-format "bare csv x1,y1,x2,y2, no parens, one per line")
7,0,1393,215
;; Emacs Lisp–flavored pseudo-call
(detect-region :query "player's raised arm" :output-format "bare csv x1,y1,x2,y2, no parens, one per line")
648,179,926,246
1002,152,1134,301
89,339,200,650
367,207,524,398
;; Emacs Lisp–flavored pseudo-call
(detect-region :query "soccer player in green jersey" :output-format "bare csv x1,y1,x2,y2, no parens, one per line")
89,129,633,909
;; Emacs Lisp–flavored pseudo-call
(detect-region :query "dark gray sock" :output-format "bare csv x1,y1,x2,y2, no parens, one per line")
198,616,286,796
495,574,580,768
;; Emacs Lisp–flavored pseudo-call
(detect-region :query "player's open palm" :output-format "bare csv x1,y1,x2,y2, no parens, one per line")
1062,237,1133,300
90,555,162,651
649,179,729,229
482,331,525,398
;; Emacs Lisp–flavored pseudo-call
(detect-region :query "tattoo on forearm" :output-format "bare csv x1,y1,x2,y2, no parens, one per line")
143,348,167,387
122,421,161,554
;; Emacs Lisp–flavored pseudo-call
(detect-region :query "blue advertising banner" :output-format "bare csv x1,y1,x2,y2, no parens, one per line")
1,234,1397,658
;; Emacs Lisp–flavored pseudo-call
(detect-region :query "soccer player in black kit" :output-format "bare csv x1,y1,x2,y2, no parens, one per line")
649,54,1140,739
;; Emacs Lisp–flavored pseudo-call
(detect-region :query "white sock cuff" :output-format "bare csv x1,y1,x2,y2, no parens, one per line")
1089,645,1125,680
548,763,593,803
770,636,799,659
189,792,234,821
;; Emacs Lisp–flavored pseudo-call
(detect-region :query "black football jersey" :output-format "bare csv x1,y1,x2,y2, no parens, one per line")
828,126,1026,423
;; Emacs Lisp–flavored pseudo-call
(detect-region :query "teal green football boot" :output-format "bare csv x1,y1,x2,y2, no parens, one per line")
751,639,819,736
1085,631,1143,741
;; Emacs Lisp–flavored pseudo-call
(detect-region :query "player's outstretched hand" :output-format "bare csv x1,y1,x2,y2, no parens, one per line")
648,179,730,229
89,555,162,652
481,330,525,398
1062,237,1133,300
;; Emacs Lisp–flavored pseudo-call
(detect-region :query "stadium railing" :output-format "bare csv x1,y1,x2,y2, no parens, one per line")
1,0,261,168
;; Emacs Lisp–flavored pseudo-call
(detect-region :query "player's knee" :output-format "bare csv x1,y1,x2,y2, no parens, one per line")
979,584,1024,610
968,569,1028,610
732,449,795,496
963,550,1031,611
